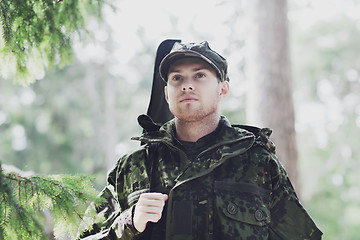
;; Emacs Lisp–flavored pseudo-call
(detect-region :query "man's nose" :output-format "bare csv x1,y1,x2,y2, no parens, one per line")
181,78,195,91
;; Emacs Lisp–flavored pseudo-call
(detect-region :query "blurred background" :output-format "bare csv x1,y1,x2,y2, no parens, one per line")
1,0,359,239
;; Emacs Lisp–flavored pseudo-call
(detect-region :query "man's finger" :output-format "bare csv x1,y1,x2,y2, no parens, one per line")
136,205,164,214
141,192,168,200
138,198,165,207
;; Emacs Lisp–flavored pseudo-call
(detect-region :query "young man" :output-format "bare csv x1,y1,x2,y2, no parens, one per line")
78,41,322,239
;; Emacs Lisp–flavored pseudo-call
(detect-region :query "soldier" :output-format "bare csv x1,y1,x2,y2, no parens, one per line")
78,41,322,239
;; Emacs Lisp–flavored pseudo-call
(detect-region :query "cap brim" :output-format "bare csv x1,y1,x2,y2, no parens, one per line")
159,50,222,82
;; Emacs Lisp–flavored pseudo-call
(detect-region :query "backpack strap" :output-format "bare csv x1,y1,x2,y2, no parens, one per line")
140,142,159,240
147,142,159,192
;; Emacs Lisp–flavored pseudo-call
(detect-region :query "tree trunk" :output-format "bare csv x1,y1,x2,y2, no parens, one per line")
245,0,299,191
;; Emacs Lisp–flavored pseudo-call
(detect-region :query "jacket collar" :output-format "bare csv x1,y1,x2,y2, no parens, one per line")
132,116,255,153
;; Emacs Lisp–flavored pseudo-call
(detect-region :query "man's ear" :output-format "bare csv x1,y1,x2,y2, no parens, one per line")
219,81,229,99
164,86,169,103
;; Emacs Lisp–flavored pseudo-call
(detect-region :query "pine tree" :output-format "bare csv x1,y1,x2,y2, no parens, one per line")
0,162,104,239
1,1,112,238
0,0,110,85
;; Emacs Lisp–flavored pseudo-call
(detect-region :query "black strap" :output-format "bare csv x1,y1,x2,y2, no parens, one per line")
140,142,159,240
148,142,159,192
140,39,181,239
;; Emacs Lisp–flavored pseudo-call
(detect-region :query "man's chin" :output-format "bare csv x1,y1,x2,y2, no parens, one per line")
173,111,209,122
170,106,217,122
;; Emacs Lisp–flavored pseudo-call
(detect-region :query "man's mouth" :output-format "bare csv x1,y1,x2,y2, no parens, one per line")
180,97,198,102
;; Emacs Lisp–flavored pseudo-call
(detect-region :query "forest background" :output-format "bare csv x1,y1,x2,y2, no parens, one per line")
1,0,360,239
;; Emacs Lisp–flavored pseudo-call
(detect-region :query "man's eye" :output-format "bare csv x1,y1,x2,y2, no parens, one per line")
172,76,182,81
196,73,206,78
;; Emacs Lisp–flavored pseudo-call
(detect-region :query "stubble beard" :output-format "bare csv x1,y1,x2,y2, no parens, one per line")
170,103,218,123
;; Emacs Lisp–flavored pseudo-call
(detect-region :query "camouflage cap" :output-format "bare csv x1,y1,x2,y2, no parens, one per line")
159,41,229,82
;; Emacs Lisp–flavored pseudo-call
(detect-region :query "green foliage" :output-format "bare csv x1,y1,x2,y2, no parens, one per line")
0,162,104,239
0,0,109,85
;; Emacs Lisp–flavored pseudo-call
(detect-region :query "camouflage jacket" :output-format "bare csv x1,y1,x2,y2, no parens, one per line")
78,116,322,240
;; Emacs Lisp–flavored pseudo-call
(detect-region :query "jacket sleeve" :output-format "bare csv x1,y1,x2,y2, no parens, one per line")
78,149,151,240
77,185,140,240
268,154,323,240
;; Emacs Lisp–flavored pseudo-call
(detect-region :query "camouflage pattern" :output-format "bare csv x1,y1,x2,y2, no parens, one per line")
78,116,322,240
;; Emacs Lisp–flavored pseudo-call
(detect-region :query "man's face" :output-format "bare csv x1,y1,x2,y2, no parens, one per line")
164,58,229,122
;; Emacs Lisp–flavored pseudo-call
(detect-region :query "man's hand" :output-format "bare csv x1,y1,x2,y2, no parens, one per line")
133,193,168,233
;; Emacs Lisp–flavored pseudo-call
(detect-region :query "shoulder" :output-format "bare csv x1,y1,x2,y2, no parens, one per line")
232,124,276,154
118,145,149,167
228,124,281,172
107,145,150,181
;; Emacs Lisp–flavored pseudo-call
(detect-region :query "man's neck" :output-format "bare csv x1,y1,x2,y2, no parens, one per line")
174,114,220,142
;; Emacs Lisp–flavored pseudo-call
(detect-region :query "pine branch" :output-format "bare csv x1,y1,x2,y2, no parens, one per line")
0,163,104,239
0,167,47,239
0,0,110,84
